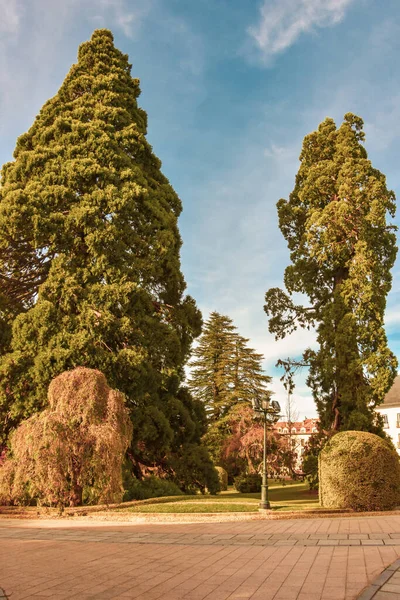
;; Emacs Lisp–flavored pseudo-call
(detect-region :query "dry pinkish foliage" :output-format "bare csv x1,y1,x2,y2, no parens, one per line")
222,405,296,477
0,367,132,508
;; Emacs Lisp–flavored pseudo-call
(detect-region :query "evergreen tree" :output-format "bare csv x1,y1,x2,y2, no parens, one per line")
188,312,237,420
189,312,272,472
265,114,397,433
232,335,271,405
0,30,210,484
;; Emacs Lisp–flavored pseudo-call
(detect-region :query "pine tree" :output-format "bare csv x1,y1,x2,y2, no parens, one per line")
232,335,271,405
188,312,237,420
0,30,208,484
265,114,398,433
189,312,272,471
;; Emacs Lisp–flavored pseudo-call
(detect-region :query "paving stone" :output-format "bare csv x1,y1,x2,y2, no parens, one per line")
374,592,400,600
382,583,400,594
3,516,400,600
384,540,400,546
371,570,395,587
362,539,384,545
356,585,380,600
338,539,361,545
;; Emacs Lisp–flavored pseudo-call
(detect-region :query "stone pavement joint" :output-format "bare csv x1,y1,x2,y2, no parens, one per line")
2,527,400,547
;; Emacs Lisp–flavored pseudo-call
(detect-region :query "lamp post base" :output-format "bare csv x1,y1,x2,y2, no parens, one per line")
259,501,271,510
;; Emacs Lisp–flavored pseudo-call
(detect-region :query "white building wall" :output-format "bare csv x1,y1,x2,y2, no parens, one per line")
375,406,400,454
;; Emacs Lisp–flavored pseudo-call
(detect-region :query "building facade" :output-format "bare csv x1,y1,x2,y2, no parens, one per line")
375,375,400,454
272,417,319,468
273,376,400,465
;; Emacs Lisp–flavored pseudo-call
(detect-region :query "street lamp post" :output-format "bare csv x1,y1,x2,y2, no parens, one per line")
251,397,281,511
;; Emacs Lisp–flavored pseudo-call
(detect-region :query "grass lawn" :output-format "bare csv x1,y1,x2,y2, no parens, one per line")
116,480,320,513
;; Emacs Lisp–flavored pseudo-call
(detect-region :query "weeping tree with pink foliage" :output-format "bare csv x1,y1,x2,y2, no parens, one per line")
0,367,132,508
222,405,296,478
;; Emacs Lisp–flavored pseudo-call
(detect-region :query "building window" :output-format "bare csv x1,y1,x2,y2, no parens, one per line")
300,439,305,447
301,428,306,433
283,428,288,434
382,414,389,428
397,414,400,428
398,434,400,449
278,428,282,433
312,428,317,433
291,428,296,434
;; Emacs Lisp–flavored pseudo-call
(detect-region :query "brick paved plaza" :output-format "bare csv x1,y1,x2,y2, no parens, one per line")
2,515,400,599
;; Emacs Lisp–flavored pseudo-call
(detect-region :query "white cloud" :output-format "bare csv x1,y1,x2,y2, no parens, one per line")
270,376,317,419
0,0,21,35
95,0,153,38
385,306,400,328
248,0,355,60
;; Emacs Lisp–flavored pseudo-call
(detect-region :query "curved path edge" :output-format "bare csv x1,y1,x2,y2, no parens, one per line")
358,557,400,599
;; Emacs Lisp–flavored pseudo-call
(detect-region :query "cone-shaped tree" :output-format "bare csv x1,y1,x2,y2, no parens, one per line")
0,30,206,483
188,311,272,474
188,312,237,420
189,312,271,419
265,114,398,433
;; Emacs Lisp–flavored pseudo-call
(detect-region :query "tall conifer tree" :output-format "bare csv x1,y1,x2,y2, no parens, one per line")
265,114,397,433
188,312,237,420
0,31,210,485
188,312,272,469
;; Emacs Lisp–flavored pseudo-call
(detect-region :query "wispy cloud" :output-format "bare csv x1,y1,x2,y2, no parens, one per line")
248,0,355,61
0,0,21,35
94,0,153,38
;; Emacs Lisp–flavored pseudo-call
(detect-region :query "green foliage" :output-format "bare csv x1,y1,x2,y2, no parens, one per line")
0,368,132,508
302,455,319,491
123,473,183,502
319,430,400,511
265,114,398,433
189,312,272,477
0,29,210,484
168,443,220,495
300,430,327,490
215,466,228,491
234,473,261,493
189,312,271,420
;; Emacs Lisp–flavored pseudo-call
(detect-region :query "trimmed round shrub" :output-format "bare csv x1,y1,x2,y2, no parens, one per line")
319,431,400,511
215,467,228,491
234,473,262,493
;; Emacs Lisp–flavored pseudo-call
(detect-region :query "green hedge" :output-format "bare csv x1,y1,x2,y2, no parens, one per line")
234,473,261,493
319,431,400,511
123,474,183,502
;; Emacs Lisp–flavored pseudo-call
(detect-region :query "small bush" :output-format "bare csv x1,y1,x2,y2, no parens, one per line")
123,475,183,502
215,467,228,491
234,473,261,493
319,430,400,511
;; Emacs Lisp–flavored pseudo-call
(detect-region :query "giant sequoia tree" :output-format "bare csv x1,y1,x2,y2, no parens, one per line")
0,30,209,484
265,114,398,433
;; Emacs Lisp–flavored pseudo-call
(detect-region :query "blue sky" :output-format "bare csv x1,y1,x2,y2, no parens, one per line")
1,0,400,418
